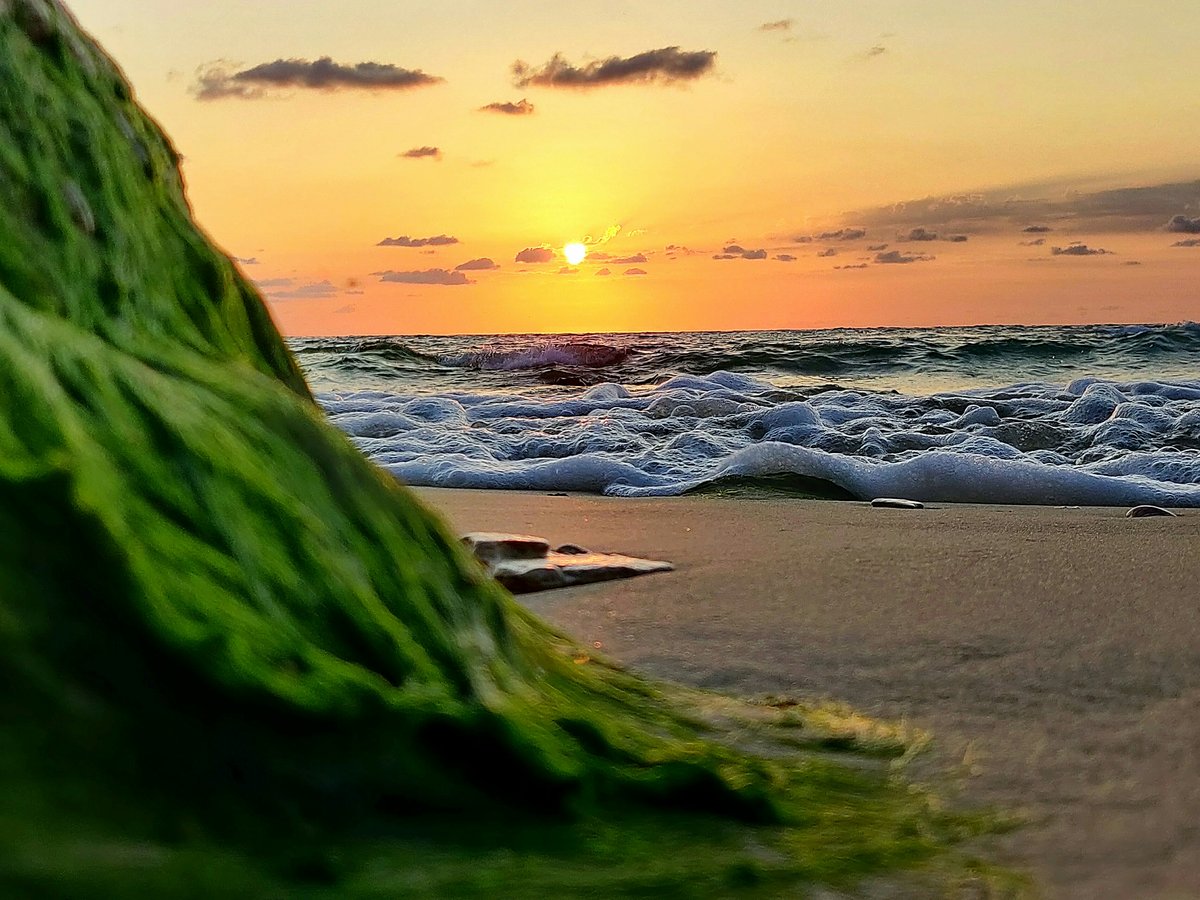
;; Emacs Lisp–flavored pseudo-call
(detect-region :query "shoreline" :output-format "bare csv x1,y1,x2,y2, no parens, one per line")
416,487,1200,899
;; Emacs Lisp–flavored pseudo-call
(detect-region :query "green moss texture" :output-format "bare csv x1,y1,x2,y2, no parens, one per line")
0,2,1009,896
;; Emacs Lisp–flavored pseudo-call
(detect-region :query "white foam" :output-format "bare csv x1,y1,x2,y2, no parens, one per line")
319,373,1200,506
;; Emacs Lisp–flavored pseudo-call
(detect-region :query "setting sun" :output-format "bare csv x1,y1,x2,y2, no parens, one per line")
563,242,587,266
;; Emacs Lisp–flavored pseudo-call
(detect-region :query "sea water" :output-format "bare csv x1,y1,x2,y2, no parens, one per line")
293,324,1200,505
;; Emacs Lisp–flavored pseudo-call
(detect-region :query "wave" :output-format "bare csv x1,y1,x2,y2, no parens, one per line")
292,324,1200,397
317,370,1200,506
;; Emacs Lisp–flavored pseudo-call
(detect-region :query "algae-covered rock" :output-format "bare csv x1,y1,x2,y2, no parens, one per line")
0,3,1001,895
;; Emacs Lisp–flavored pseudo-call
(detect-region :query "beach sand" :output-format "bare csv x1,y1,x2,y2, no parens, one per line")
416,488,1200,900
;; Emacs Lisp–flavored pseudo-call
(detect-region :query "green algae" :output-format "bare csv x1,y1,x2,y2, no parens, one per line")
0,2,1014,895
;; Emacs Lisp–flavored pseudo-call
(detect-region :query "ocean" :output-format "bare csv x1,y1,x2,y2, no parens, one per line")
293,324,1200,505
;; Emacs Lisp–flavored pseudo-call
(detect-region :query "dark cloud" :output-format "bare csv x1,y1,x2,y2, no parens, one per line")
866,243,889,251
1122,261,1142,266
611,253,648,264
515,247,555,263
377,234,458,247
875,250,933,264
595,267,612,276
233,256,259,265
455,257,499,271
775,253,796,262
845,178,1200,235
512,47,717,89
865,45,887,58
624,267,648,276
1172,238,1200,247
835,263,870,270
816,248,838,258
479,98,535,116
758,19,793,32
374,268,471,285
714,246,766,260
944,234,969,242
557,266,578,275
400,146,441,160
820,227,867,241
903,227,940,241
1020,237,1047,246
1165,214,1200,234
1051,243,1110,256
259,278,339,300
193,57,442,100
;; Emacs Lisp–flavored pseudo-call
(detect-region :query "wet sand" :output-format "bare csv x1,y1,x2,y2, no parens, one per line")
415,488,1200,900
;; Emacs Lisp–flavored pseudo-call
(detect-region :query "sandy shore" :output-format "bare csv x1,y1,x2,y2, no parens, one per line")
415,488,1200,899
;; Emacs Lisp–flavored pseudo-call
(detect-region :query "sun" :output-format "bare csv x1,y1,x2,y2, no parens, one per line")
563,242,587,266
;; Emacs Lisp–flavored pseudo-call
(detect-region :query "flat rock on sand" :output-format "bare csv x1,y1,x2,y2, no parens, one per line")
462,531,674,594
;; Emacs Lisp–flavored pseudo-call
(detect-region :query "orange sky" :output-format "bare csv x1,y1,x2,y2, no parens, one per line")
70,1,1200,335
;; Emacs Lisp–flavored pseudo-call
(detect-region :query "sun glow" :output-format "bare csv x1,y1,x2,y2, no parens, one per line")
563,242,587,266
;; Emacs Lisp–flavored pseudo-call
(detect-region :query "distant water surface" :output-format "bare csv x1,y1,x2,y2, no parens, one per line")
292,324,1200,505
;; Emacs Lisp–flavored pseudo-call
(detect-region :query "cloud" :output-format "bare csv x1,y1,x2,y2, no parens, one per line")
259,278,339,300
1123,261,1142,266
865,45,887,58
1050,243,1110,256
515,247,555,263
611,253,648,264
595,267,611,276
557,266,579,275
479,98,535,116
193,57,442,100
377,234,458,247
835,263,870,270
758,19,793,32
1020,237,1047,246
903,227,940,241
866,243,889,251
714,246,767,260
400,146,441,160
624,267,648,276
512,47,717,89
774,254,796,262
1166,214,1200,234
820,227,867,241
374,268,471,285
875,250,933,264
1172,238,1200,247
586,224,623,246
844,178,1200,235
816,248,838,258
945,234,969,242
455,257,499,271
232,256,259,265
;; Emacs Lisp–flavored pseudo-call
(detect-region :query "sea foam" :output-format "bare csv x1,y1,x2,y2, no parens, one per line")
318,371,1200,506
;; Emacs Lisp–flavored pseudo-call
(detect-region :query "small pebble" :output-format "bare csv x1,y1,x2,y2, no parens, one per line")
871,497,925,510
1126,505,1176,518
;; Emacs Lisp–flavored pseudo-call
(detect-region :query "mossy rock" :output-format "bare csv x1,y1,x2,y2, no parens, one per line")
0,3,1012,896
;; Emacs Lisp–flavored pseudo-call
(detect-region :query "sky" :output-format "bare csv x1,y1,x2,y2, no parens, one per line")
70,0,1200,335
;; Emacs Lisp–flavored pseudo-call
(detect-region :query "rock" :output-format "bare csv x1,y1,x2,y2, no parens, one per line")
461,531,551,563
871,497,925,509
461,533,673,594
1126,505,1177,518
492,551,674,594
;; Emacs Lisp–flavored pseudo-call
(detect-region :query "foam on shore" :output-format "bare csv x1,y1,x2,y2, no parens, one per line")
320,372,1200,505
